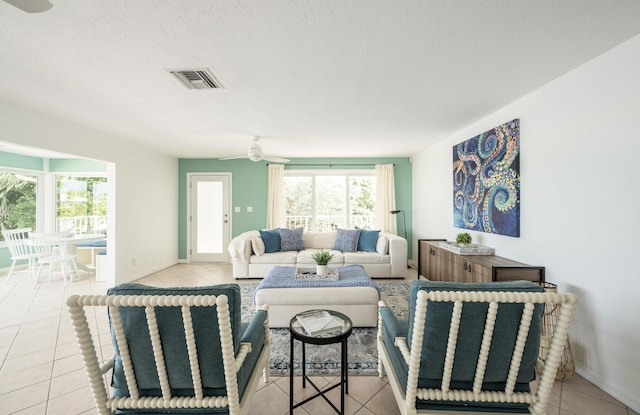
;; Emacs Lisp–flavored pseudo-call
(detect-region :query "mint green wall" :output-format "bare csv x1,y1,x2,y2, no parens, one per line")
178,157,413,260
0,151,43,170
50,158,107,172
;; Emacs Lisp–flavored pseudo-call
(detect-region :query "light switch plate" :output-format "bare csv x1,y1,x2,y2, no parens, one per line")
247,206,253,213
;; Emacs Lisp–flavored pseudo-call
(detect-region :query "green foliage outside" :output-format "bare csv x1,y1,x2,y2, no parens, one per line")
1,173,108,241
57,176,107,218
0,172,36,240
284,174,375,231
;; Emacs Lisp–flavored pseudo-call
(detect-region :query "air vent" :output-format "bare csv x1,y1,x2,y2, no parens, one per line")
169,69,222,90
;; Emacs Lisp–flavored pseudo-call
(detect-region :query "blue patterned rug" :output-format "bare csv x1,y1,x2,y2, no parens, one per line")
240,281,409,376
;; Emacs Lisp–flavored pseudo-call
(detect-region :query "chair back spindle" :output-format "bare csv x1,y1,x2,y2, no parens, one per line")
2,228,38,284
378,280,577,414
67,284,269,415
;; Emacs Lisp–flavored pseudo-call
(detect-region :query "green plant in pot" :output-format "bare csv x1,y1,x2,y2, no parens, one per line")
312,249,334,275
456,232,472,246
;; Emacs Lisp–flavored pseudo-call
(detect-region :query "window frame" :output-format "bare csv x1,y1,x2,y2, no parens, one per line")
54,172,108,235
284,169,376,231
0,167,44,245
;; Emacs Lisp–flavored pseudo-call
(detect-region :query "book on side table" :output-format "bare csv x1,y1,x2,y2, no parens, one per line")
295,310,343,336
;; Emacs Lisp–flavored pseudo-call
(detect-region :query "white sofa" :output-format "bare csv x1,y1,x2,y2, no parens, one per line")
229,230,407,279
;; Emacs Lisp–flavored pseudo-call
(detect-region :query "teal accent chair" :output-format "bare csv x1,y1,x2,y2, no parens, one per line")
377,280,577,414
67,283,270,415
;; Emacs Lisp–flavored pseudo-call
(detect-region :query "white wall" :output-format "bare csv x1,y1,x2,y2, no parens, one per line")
413,34,640,411
0,99,178,284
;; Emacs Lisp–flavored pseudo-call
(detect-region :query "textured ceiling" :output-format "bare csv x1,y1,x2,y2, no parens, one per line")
1,0,639,159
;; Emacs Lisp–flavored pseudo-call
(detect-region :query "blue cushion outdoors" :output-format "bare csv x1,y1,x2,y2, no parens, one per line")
406,280,544,388
106,283,244,399
356,228,380,252
279,227,304,251
259,229,281,253
77,239,107,247
333,228,361,252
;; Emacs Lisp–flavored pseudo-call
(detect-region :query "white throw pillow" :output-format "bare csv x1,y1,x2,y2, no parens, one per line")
376,236,389,255
251,236,265,256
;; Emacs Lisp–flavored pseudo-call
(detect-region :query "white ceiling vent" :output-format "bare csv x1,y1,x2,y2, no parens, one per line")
169,69,222,90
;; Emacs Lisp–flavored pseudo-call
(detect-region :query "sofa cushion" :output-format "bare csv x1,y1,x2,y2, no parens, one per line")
259,229,281,253
250,250,298,265
343,251,389,265
357,229,380,252
333,229,361,252
376,235,389,255
297,249,344,265
251,236,265,256
303,231,337,249
279,227,304,251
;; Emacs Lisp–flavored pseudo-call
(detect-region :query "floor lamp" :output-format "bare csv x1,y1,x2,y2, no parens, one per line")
390,210,406,240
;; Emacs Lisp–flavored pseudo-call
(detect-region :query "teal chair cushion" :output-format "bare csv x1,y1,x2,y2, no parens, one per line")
381,280,544,413
106,283,264,407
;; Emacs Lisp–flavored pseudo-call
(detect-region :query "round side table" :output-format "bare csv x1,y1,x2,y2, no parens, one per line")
289,309,353,414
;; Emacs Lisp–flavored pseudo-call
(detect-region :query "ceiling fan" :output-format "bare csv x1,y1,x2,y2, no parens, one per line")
219,136,289,163
2,0,53,13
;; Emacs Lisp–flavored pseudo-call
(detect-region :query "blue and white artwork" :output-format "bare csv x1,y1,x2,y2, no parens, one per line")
453,119,520,237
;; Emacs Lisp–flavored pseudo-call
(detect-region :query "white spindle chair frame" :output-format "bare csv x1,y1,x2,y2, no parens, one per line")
2,227,38,284
67,293,270,415
377,290,577,415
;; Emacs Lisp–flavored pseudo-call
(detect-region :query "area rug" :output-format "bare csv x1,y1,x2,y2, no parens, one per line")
239,281,409,376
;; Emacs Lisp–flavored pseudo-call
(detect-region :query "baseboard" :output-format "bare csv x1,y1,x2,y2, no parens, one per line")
575,367,639,412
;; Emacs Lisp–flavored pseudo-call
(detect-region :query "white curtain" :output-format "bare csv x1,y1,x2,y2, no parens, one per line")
375,164,397,233
267,164,286,229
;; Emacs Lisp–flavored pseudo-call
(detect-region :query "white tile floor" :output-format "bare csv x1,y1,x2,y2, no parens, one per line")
0,263,637,415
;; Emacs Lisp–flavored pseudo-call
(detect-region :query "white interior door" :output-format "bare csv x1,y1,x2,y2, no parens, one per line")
189,174,231,262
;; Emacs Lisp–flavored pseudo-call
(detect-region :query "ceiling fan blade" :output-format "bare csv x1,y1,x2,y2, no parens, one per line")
218,156,248,161
263,155,290,163
2,0,53,13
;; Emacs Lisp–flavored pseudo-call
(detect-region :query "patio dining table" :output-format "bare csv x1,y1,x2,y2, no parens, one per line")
29,233,106,284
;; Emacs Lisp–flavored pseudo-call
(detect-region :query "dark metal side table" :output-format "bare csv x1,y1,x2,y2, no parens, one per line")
289,309,353,414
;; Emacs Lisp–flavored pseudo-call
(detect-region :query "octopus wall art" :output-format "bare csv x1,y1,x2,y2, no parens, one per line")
453,118,520,237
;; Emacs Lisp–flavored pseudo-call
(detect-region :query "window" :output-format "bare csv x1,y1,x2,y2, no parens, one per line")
0,170,38,241
56,175,108,235
284,171,375,231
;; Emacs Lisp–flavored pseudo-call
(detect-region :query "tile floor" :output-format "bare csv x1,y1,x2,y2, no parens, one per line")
0,263,637,415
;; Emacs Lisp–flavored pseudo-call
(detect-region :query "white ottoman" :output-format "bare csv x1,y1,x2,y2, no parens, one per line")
254,266,380,328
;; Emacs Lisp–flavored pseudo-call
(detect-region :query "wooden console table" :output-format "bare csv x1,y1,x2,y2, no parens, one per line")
418,239,544,283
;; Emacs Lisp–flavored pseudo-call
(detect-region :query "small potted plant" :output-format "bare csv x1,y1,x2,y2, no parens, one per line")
311,249,334,275
456,232,472,246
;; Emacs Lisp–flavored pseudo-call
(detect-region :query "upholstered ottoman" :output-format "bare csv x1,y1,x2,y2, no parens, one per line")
254,265,380,327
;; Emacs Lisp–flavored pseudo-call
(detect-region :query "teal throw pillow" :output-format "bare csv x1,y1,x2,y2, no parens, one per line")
259,229,281,253
356,228,380,252
333,228,361,252
279,227,304,251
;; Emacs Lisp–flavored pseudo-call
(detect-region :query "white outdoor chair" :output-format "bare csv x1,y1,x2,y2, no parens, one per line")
67,283,270,415
2,227,39,284
377,280,577,415
29,231,80,287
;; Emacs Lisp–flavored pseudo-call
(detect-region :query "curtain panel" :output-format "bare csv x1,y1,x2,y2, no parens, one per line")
267,164,285,229
375,164,397,234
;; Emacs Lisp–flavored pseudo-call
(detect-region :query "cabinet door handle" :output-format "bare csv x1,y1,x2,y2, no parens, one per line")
468,263,472,273
463,263,467,271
